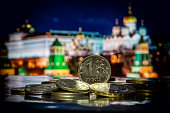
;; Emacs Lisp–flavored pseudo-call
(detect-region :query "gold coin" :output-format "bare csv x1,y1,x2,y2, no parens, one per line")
25,84,59,95
51,91,89,97
90,83,135,97
11,87,25,95
78,55,111,84
56,79,89,92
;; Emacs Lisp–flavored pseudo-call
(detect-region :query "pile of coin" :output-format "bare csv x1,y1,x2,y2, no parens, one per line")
11,55,136,98
11,55,163,106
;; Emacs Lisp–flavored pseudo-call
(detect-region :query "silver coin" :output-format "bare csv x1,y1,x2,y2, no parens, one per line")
78,55,111,84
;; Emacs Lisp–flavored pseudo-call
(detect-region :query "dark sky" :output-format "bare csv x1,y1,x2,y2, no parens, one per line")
1,0,170,41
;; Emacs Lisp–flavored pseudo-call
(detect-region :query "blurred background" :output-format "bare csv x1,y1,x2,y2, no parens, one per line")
0,0,170,78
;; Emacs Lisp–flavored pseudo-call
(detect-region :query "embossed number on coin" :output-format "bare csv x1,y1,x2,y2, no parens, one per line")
78,55,111,84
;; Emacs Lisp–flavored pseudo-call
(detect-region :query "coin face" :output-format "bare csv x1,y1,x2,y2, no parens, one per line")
90,83,135,97
56,79,89,92
25,84,58,94
78,55,111,84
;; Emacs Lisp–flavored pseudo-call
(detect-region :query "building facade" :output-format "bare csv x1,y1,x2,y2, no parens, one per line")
103,5,151,55
50,27,104,56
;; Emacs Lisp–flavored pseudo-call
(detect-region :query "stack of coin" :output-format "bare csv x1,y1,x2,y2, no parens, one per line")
126,79,158,92
11,87,25,95
11,55,138,103
25,84,58,95
89,83,135,97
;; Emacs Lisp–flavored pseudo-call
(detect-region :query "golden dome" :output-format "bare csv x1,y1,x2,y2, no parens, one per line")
123,5,137,23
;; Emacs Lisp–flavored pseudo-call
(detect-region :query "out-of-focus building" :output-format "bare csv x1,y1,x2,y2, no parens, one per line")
103,5,151,55
127,36,158,78
45,38,71,76
5,20,56,75
0,43,15,75
50,27,104,56
5,20,103,75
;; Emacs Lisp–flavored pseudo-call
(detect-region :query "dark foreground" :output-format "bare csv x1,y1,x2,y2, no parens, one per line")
0,76,170,113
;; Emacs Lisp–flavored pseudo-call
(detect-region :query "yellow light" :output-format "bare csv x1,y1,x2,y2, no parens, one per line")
46,32,51,35
142,61,149,65
79,57,83,61
142,72,158,78
62,62,65,66
111,55,117,64
22,25,25,28
26,24,32,28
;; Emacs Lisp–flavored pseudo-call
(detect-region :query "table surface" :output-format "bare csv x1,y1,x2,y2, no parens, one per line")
0,76,170,113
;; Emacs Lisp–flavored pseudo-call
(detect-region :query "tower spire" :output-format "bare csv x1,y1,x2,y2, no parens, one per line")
141,19,144,26
115,18,119,26
128,3,132,15
25,19,29,24
78,27,82,34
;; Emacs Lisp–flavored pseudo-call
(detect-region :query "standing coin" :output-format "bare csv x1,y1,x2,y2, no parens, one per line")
78,55,111,84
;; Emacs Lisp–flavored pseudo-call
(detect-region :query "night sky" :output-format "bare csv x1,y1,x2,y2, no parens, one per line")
1,0,170,42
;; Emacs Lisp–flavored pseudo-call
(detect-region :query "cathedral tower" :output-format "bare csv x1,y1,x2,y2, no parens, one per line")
123,4,137,34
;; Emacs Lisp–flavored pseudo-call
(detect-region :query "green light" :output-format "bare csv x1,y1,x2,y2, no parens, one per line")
127,73,140,78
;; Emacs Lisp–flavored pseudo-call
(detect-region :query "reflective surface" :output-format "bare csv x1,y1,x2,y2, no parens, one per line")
0,76,170,113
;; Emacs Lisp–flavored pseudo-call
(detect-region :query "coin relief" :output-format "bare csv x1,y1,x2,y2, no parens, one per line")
78,55,111,84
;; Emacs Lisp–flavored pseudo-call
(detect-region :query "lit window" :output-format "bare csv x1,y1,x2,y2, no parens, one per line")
135,61,140,65
56,62,59,65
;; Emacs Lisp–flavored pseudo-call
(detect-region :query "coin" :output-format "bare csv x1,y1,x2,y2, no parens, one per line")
51,91,89,97
25,84,59,95
56,79,89,92
78,55,111,84
41,81,56,84
11,87,25,95
90,83,135,97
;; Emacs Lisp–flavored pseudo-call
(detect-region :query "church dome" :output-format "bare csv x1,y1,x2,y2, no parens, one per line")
17,19,38,33
123,5,137,23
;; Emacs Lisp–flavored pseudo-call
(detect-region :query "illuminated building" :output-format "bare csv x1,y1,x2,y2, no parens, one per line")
5,20,56,75
127,36,158,78
0,43,15,75
50,27,104,56
5,20,103,75
45,38,71,76
103,5,152,54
